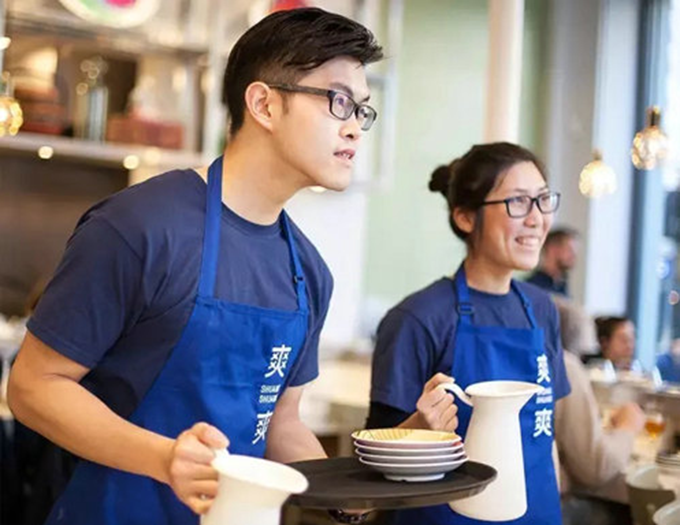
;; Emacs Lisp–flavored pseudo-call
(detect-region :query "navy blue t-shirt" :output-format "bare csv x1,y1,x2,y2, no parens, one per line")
526,269,569,296
370,277,570,414
28,169,333,418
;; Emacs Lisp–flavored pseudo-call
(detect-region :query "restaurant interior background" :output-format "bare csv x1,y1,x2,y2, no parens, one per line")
0,0,679,522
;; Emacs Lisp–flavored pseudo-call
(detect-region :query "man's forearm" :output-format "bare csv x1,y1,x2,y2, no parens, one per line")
266,416,326,463
9,371,173,483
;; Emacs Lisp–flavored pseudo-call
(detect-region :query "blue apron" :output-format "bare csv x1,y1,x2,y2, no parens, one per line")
45,156,309,525
391,266,561,525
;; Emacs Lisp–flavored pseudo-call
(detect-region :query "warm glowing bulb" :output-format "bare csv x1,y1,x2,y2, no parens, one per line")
123,155,140,170
631,106,669,170
38,146,54,159
0,73,23,136
579,151,617,198
0,95,23,137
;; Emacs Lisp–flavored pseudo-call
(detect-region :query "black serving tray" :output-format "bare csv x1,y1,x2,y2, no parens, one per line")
286,457,496,510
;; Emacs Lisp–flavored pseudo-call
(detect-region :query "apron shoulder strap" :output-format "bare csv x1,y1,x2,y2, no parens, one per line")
281,212,308,312
454,266,539,329
198,157,308,311
511,281,539,329
198,157,223,298
453,266,474,326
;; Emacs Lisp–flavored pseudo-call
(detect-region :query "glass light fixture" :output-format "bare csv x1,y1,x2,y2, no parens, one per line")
631,106,669,170
579,149,617,198
0,71,22,137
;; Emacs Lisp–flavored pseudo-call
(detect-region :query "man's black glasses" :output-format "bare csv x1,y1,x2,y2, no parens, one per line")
481,192,561,218
267,83,377,131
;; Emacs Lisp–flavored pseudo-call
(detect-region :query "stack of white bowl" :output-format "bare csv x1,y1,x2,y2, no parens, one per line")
352,428,468,482
656,452,680,497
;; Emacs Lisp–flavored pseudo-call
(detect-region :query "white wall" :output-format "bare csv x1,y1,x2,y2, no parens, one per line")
584,0,640,315
286,189,369,352
544,0,640,316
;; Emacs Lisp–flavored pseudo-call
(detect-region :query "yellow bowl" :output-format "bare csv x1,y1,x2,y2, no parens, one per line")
351,428,461,449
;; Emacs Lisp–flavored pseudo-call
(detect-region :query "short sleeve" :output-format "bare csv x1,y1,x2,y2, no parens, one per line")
370,307,436,414
27,216,145,368
285,268,333,387
547,300,571,400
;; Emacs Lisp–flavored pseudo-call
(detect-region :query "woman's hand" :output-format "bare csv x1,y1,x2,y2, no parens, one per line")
412,373,459,432
165,422,229,515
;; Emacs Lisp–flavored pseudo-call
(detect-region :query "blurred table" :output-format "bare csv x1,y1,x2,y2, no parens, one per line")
299,358,371,456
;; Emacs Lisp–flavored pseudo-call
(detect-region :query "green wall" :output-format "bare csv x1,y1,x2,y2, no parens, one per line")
364,0,549,306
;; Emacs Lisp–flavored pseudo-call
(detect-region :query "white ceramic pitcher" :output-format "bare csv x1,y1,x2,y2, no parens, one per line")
441,380,542,522
201,450,309,525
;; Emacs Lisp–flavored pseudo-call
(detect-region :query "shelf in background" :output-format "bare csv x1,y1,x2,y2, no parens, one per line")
0,132,207,170
6,7,209,59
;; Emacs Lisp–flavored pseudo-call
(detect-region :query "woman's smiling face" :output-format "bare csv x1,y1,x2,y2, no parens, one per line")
467,161,554,273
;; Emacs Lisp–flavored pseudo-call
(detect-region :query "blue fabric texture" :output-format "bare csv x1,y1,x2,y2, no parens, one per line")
375,267,569,525
656,353,680,383
44,157,313,525
525,269,568,296
371,276,570,415
28,167,332,418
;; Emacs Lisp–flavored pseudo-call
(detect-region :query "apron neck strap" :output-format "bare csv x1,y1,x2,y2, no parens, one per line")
281,212,308,312
198,156,223,297
453,264,537,328
198,156,308,312
454,266,474,325
511,281,539,328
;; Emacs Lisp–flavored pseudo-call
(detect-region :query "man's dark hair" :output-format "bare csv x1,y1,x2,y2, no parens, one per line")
222,8,383,136
544,227,579,248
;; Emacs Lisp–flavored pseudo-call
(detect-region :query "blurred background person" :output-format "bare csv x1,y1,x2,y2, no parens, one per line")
553,297,645,525
656,337,680,384
552,295,597,358
526,227,579,296
588,316,637,371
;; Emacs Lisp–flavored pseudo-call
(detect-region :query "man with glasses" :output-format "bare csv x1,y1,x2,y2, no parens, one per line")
9,8,382,525
267,84,377,131
526,227,580,296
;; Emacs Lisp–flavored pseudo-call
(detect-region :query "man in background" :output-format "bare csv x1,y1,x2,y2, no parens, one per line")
526,227,580,296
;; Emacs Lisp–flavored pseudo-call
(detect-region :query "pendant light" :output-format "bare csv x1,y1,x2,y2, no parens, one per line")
631,106,669,170
0,0,22,137
579,149,617,198
0,72,23,136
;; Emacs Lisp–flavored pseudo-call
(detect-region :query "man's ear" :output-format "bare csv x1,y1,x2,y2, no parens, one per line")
453,207,475,235
243,81,278,132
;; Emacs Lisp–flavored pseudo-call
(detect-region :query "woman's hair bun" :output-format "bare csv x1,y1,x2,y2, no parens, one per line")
428,165,452,196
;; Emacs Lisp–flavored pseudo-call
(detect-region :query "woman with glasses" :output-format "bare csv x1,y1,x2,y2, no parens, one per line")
367,142,571,525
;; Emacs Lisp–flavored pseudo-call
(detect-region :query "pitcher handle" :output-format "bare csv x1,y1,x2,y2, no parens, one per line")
438,382,473,406
211,447,230,467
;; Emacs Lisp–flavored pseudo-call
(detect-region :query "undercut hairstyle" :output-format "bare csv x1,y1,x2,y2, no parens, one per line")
428,142,548,245
222,7,383,136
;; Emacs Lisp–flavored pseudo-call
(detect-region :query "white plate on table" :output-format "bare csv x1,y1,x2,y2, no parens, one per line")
359,456,468,482
354,442,464,457
357,450,466,465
